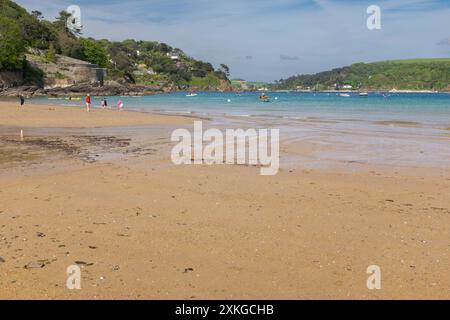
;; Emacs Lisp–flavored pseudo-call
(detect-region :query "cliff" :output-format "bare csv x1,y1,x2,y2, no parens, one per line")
0,71,23,89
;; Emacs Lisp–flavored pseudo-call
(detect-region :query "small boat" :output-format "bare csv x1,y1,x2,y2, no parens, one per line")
259,94,270,102
359,92,369,97
186,93,198,97
339,93,351,97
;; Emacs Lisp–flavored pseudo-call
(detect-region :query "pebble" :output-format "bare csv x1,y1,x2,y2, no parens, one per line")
24,261,46,269
75,261,94,266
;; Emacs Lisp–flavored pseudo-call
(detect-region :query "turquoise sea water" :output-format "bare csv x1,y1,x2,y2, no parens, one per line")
24,92,450,168
30,91,450,125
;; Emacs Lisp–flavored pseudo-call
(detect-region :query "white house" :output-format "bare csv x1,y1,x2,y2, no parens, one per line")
167,53,180,60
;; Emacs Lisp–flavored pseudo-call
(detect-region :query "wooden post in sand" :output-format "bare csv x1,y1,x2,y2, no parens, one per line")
20,129,24,141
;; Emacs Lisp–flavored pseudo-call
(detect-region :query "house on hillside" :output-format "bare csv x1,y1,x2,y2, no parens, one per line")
167,52,180,61
133,64,155,76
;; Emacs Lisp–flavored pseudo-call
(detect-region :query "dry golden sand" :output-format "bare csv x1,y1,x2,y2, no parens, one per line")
0,101,449,300
0,101,190,128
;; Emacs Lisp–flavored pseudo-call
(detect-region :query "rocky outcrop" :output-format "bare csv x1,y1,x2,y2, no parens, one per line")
0,85,40,97
0,71,24,90
0,81,235,97
0,83,166,97
43,83,163,96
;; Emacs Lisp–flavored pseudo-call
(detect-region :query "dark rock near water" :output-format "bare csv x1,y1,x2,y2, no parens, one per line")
0,83,166,97
1,80,233,97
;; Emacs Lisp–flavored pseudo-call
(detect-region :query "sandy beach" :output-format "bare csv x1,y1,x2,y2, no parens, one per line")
0,102,191,128
0,101,449,300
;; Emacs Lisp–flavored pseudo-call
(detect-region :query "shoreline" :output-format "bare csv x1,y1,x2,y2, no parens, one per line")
2,88,450,99
278,89,450,94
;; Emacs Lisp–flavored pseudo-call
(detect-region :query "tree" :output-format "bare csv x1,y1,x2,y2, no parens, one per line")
79,38,108,68
20,13,57,50
108,42,134,73
31,10,43,20
45,44,57,63
219,64,230,77
56,29,86,60
54,11,82,37
158,43,172,53
0,16,26,71
53,11,86,59
53,11,71,31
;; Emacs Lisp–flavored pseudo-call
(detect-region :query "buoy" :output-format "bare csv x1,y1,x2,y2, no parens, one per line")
20,129,24,141
227,99,231,103
274,97,278,100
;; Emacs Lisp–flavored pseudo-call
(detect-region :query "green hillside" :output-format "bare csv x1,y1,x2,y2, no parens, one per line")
0,0,230,90
274,59,450,91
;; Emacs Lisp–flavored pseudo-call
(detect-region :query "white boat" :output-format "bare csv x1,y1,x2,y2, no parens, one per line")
359,92,369,97
339,93,351,97
186,93,198,97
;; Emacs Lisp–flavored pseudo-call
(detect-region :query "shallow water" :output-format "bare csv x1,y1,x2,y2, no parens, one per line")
24,92,450,169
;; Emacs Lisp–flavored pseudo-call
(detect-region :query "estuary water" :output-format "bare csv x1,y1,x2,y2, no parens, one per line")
28,92,450,169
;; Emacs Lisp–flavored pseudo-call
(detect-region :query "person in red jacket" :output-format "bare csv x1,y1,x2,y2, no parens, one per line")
85,94,91,112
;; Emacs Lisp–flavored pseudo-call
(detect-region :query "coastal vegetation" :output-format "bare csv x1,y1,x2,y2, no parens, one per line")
274,59,450,91
0,0,230,91
231,79,269,91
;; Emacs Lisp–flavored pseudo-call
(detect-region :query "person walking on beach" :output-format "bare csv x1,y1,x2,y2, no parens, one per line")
101,98,108,109
85,94,92,112
19,94,25,108
117,99,124,111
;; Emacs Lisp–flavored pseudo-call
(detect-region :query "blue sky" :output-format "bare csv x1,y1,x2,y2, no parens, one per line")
15,0,450,82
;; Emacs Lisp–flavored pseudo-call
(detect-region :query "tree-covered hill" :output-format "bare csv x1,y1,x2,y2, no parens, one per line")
0,0,230,92
274,59,450,91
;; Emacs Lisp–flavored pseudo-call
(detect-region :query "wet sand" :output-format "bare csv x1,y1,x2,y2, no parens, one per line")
0,101,449,300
